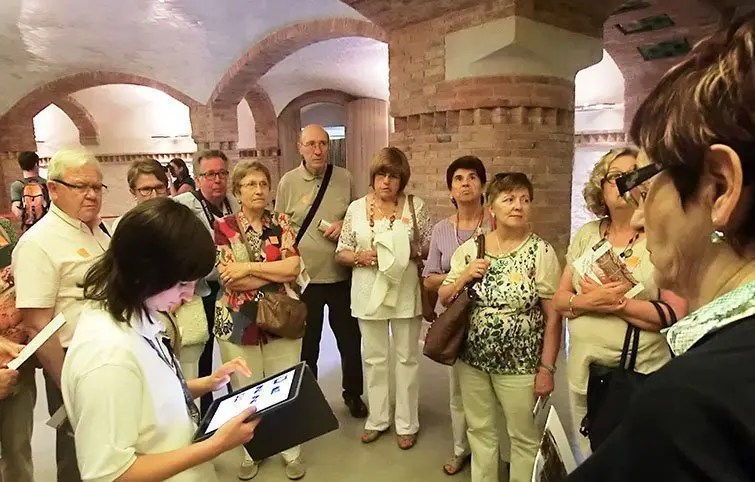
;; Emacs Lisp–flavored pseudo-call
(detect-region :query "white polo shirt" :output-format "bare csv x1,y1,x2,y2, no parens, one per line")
12,203,111,347
62,306,218,482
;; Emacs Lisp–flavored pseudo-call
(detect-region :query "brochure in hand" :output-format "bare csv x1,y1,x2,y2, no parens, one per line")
573,239,644,299
531,406,577,482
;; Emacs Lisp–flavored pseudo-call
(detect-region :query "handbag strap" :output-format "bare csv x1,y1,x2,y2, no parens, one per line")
295,163,333,247
627,326,641,371
652,299,677,326
407,195,422,273
619,323,633,369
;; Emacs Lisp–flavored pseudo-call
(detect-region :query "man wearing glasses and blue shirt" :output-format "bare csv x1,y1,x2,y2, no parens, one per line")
12,148,111,482
174,149,239,415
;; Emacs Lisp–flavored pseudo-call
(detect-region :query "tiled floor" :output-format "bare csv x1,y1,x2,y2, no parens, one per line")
31,315,574,481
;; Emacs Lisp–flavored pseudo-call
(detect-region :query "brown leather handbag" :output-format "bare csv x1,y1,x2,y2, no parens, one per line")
423,234,485,366
236,213,307,340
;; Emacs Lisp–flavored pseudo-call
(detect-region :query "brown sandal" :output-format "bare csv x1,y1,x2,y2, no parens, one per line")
361,429,387,444
443,454,471,475
397,433,418,450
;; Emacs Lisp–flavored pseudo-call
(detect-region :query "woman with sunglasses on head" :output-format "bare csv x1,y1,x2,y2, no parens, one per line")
568,13,755,481
439,173,561,482
61,198,259,482
552,149,687,459
422,155,496,475
335,147,432,450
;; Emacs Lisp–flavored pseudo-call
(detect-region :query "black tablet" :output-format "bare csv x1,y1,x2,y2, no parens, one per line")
193,362,304,442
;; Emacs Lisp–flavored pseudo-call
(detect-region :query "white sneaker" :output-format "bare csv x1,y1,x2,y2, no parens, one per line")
238,458,258,480
285,458,306,480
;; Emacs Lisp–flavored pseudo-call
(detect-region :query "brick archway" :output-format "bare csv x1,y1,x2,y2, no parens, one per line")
0,71,201,151
279,89,356,119
209,18,386,109
52,96,100,146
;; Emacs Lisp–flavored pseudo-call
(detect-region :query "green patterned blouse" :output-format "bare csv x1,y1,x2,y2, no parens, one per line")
444,233,561,375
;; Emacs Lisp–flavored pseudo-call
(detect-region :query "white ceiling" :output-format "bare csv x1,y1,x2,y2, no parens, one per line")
3,0,624,123
258,37,389,114
0,0,365,114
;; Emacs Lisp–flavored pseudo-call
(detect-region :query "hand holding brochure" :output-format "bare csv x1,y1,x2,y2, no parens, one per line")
573,239,644,299
7,313,66,370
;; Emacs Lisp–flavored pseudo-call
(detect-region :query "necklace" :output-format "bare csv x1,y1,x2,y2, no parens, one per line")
604,222,640,259
455,209,484,246
369,195,398,230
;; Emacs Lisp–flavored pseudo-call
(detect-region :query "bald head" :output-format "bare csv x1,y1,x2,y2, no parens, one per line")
298,124,330,175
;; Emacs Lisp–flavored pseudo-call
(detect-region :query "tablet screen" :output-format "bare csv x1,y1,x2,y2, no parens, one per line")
204,367,296,434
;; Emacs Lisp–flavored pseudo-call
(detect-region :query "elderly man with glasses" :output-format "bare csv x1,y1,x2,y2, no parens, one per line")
174,149,239,416
12,148,111,482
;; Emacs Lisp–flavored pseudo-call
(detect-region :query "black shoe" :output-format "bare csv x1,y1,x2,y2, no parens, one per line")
343,395,368,418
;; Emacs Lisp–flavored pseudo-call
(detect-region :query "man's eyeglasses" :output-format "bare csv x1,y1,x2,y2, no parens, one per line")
615,163,665,208
302,140,328,149
199,170,229,180
136,186,168,196
52,179,107,195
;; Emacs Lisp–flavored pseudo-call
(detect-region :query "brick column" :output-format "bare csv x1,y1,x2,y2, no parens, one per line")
387,11,603,255
189,104,239,160
346,98,389,198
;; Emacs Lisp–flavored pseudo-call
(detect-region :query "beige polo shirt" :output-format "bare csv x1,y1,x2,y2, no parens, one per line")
12,203,111,347
275,163,352,284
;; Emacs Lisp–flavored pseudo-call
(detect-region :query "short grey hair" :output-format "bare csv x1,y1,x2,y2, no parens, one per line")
231,161,271,196
47,148,100,180
192,150,228,177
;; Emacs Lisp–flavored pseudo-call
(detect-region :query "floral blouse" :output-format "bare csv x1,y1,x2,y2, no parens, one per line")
444,233,561,375
0,218,23,344
214,210,298,345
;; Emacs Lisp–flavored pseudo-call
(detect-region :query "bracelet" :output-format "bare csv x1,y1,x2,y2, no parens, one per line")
568,294,577,316
353,251,362,267
539,363,556,375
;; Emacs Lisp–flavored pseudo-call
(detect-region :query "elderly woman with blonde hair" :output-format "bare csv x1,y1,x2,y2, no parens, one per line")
553,148,686,458
335,147,432,450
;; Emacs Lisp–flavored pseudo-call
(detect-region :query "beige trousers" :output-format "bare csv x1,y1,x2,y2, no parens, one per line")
180,343,205,409
218,338,303,463
0,365,36,482
359,317,422,435
457,361,539,482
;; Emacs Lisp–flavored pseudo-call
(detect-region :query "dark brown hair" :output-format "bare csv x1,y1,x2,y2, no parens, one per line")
486,172,534,205
630,12,755,244
82,198,214,324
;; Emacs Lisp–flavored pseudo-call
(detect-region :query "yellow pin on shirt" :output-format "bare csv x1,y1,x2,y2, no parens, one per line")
509,272,523,283
624,256,640,269
77,248,91,258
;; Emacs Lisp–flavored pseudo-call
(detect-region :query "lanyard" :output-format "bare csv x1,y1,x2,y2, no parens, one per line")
195,191,232,228
141,327,200,425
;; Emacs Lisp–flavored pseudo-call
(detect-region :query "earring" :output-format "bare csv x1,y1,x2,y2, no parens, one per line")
710,230,726,244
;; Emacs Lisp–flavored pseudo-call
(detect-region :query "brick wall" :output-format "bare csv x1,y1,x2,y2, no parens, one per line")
392,77,575,255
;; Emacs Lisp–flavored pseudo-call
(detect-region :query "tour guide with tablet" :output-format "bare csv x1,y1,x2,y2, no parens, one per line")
194,362,339,460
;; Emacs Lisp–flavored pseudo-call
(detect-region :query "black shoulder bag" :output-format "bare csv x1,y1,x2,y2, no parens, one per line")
295,163,333,246
581,300,671,450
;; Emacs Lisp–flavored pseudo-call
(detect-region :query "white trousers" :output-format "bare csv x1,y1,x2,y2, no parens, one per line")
218,338,303,463
569,389,592,461
358,317,421,435
449,363,470,456
457,362,539,482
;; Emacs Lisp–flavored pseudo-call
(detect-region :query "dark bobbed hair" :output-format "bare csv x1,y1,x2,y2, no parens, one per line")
82,197,215,324
170,157,190,179
446,156,487,189
18,151,40,171
630,12,755,247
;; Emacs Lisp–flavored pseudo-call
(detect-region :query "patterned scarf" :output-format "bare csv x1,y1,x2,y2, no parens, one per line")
665,281,755,356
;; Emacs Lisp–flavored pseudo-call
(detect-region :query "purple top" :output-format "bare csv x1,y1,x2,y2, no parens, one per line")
423,218,478,277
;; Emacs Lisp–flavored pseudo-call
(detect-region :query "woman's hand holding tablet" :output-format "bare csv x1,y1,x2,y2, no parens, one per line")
209,406,261,452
